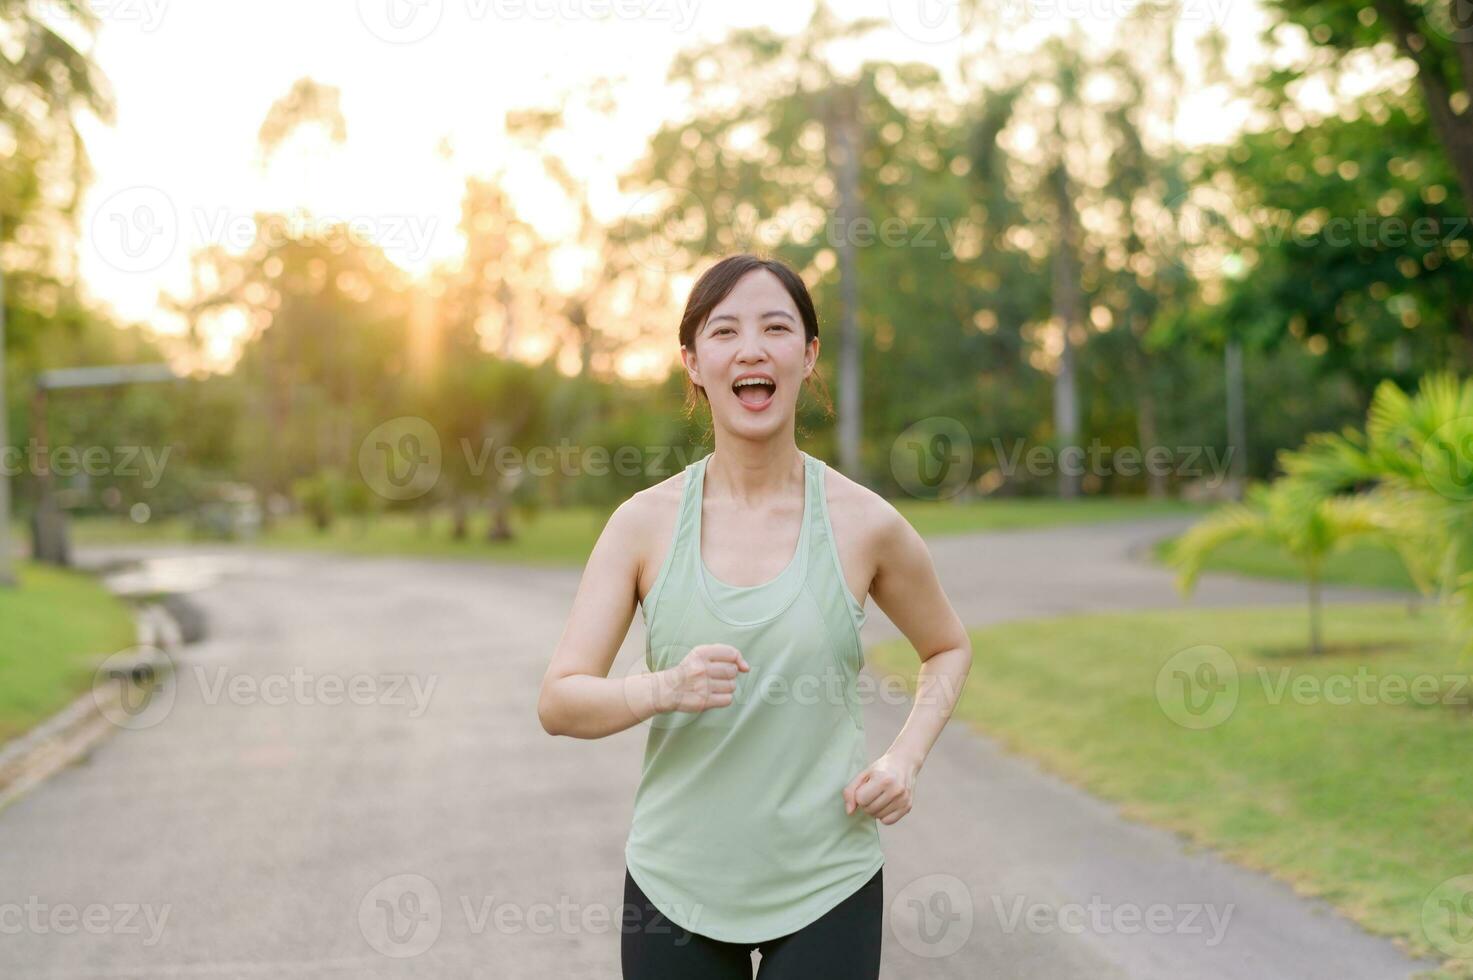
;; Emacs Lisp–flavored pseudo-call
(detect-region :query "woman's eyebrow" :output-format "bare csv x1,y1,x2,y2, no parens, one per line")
708,310,794,325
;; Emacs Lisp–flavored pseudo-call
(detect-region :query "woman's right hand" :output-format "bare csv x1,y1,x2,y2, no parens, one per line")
656,644,750,714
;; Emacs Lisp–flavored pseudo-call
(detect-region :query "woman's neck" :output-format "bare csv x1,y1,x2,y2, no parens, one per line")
705,440,804,508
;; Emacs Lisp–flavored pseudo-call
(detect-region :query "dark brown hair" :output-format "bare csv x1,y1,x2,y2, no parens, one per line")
678,253,834,422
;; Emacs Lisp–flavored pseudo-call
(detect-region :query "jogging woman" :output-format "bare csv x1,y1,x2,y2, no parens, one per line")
537,253,974,978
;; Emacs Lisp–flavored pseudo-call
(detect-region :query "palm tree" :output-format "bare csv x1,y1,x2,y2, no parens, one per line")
1278,373,1473,652
1165,479,1387,656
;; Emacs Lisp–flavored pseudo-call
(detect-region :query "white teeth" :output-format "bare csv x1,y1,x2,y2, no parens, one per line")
734,378,773,388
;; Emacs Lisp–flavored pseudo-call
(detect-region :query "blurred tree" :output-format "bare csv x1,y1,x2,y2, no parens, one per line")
1266,0,1473,207
421,354,551,541
174,218,414,507
1197,102,1473,390
616,3,935,483
0,0,115,584
1261,0,1473,371
619,3,989,485
504,102,667,384
434,176,551,366
965,29,1207,498
257,77,348,203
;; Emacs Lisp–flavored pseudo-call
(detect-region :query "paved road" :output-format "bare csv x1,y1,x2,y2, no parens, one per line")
0,516,1435,978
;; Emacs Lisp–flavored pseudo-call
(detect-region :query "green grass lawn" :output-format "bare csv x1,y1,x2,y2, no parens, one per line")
1151,533,1420,592
48,510,613,565
894,495,1204,537
0,562,138,744
36,495,1207,565
870,602,1472,976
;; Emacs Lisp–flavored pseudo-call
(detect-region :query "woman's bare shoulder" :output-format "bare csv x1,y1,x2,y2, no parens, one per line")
623,467,687,521
821,461,904,544
618,467,690,602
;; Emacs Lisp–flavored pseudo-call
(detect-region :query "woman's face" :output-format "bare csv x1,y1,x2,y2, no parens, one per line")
684,269,817,435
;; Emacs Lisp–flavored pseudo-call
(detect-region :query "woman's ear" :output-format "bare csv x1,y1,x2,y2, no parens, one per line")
682,343,703,389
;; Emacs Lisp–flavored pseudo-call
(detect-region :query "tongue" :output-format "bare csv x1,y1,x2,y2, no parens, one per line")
736,384,773,404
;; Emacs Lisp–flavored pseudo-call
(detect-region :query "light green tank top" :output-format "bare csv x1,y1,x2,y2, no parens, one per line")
625,447,883,943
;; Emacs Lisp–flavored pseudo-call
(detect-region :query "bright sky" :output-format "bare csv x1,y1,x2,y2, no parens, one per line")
62,0,1270,377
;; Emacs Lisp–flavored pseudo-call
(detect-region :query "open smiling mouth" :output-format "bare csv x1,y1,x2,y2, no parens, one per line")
733,376,777,410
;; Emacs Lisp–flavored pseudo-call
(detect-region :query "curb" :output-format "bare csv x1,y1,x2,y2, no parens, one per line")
0,596,191,815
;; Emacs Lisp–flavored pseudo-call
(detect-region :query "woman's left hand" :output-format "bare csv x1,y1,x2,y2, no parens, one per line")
843,752,920,825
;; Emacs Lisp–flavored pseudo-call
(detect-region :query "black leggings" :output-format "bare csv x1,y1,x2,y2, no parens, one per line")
620,866,883,979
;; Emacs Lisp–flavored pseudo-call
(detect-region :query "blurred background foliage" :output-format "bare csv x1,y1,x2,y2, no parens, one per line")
2,0,1469,533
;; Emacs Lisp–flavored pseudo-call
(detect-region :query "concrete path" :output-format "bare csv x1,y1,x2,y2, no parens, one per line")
0,516,1435,978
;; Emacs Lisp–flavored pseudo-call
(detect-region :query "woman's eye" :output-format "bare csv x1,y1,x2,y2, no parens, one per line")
711,324,786,335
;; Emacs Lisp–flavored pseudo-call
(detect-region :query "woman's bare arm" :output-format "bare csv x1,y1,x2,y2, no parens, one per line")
843,503,974,824
537,497,666,738
537,494,749,738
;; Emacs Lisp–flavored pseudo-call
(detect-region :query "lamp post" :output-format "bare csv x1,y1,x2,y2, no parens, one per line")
1220,253,1249,502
